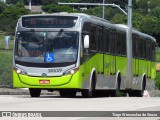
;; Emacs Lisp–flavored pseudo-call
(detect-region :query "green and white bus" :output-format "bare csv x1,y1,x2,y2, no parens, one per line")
13,13,156,97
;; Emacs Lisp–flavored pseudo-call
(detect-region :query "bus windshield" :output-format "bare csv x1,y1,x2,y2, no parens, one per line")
15,31,79,63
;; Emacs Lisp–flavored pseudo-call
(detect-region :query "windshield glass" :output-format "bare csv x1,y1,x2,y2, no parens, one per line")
15,31,79,63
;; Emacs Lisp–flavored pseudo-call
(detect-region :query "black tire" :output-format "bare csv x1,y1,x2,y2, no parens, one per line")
68,91,77,98
29,88,41,97
59,90,68,97
110,76,121,97
135,89,145,97
129,90,143,97
135,79,146,97
129,79,146,97
110,89,121,97
82,74,96,98
81,89,93,98
59,90,77,98
128,90,136,97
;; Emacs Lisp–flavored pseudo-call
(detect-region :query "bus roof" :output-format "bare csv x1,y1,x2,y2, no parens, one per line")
20,12,156,42
115,24,156,42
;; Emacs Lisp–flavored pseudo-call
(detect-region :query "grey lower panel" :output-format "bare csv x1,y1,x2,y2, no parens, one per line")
131,76,142,90
82,73,155,91
146,79,156,90
120,76,126,90
82,77,90,89
82,74,126,90
131,76,155,90
95,74,116,90
82,74,117,90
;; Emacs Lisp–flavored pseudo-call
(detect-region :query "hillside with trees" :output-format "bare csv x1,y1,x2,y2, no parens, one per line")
0,1,30,34
0,0,159,42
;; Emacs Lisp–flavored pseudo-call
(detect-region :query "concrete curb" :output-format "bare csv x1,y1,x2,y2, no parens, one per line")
1,88,160,97
0,88,29,95
0,88,58,95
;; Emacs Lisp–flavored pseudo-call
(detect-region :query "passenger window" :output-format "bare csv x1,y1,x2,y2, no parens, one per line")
90,26,96,50
104,29,109,53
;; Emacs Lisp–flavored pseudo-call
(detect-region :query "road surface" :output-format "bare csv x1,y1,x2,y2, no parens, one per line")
0,95,160,120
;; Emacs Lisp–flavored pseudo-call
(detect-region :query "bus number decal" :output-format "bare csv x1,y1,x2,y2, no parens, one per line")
48,68,62,73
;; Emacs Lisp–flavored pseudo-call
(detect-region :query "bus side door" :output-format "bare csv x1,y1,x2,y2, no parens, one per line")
133,35,139,77
97,26,104,74
110,29,116,75
104,28,110,76
146,40,151,78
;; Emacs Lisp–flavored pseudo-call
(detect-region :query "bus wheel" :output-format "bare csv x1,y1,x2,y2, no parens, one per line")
134,90,143,97
29,88,41,97
110,76,121,97
82,89,92,98
59,90,77,98
129,90,143,97
135,78,146,97
82,78,95,98
68,90,77,98
135,87,145,97
82,72,96,98
128,90,135,97
110,85,120,97
59,90,68,97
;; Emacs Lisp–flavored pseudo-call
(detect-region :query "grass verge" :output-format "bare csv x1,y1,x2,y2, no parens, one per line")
0,50,13,87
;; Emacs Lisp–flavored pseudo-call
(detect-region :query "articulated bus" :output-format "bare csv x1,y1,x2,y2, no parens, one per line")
13,13,156,97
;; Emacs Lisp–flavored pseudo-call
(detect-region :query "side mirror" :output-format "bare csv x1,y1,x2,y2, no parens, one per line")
84,35,89,49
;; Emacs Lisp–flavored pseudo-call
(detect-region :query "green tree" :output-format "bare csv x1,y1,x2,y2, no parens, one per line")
0,2,29,34
6,0,21,4
111,13,126,24
42,4,78,13
41,0,78,4
83,6,102,18
132,12,146,31
134,0,149,14
150,7,160,18
149,0,160,9
41,0,55,5
83,6,127,22
0,1,7,14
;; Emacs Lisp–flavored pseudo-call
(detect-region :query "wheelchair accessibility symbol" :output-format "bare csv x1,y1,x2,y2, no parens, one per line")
45,53,54,62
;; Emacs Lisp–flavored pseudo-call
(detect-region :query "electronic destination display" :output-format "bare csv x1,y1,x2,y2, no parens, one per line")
22,16,78,28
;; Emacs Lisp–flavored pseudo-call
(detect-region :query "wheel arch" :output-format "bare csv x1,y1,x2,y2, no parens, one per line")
141,73,147,90
89,68,97,89
115,70,121,89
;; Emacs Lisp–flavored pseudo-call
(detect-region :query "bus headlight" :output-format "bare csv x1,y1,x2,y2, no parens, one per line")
13,66,28,75
63,67,79,75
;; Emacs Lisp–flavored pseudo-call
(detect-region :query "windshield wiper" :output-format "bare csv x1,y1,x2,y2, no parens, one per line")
46,29,64,52
56,29,63,38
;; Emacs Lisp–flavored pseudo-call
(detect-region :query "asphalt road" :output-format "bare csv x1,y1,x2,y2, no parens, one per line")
1,95,160,120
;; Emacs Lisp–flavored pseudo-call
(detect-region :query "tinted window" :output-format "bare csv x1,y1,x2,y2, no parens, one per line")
90,26,96,50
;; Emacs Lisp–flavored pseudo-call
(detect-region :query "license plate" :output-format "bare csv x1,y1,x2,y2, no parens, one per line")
39,80,50,84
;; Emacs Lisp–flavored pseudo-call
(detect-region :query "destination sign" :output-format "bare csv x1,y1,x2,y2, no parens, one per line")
22,16,78,28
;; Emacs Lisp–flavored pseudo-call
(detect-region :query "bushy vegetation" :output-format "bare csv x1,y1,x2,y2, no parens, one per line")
0,1,30,34
0,50,13,87
0,33,14,87
42,4,78,13
156,72,160,89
